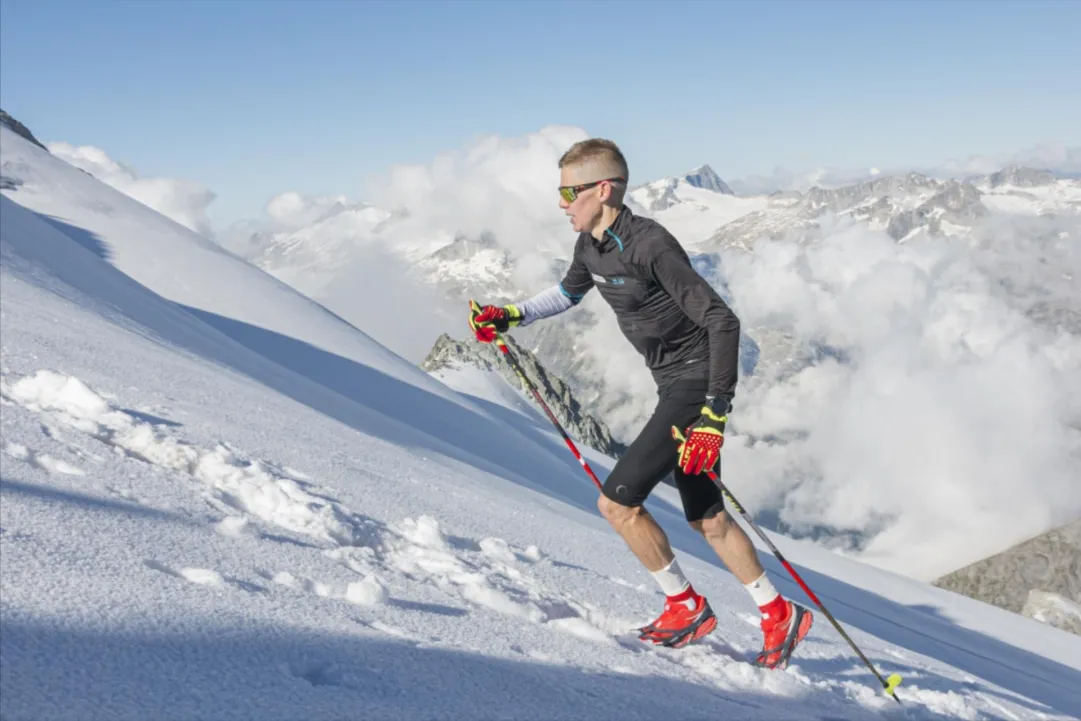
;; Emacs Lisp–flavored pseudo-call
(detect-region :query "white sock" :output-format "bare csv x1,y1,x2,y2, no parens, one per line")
651,558,691,597
744,572,780,607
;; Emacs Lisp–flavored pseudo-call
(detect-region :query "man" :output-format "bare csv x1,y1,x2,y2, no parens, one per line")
468,138,812,668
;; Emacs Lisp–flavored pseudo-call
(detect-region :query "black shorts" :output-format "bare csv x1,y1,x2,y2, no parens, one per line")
601,377,724,522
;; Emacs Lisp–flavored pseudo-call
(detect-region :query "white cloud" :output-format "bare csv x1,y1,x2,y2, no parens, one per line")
264,190,350,230
718,213,1081,579
363,124,591,271
47,141,216,237
243,125,593,366
319,241,460,365
729,143,1081,196
935,142,1081,177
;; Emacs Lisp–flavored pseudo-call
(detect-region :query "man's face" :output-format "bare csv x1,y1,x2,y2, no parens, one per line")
558,164,607,234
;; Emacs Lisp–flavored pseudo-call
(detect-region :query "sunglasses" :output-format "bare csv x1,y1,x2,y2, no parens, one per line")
558,177,625,203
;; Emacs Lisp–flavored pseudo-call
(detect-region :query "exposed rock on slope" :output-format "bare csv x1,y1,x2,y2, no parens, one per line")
422,333,627,459
933,519,1081,636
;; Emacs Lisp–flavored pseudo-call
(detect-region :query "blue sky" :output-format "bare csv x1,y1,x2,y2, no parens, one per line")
2,0,1079,228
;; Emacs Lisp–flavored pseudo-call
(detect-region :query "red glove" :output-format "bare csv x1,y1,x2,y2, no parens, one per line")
468,300,522,343
671,402,727,475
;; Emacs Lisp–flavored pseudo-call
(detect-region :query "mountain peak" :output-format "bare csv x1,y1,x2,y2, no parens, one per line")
683,164,734,195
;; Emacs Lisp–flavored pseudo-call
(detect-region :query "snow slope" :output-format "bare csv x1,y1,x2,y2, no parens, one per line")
3,127,1081,721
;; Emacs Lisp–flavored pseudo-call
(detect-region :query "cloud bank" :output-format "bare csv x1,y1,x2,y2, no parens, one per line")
362,124,594,280
729,143,1081,196
47,142,216,237
264,191,350,230
714,212,1081,579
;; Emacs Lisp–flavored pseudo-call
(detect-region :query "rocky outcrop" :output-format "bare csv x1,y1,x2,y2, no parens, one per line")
933,519,1081,635
421,332,627,459
886,180,985,240
0,109,47,151
1021,590,1081,635
683,165,735,195
986,165,1058,188
802,172,942,214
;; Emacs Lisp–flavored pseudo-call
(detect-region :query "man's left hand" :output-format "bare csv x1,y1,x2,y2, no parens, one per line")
672,405,727,475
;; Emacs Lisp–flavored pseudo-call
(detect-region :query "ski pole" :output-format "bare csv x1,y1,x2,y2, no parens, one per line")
474,307,603,491
692,450,903,704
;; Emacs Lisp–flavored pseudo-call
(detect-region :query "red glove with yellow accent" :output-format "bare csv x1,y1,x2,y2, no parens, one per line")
468,300,522,343
671,397,728,475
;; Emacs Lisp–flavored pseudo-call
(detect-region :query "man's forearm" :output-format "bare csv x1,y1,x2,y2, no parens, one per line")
516,284,576,326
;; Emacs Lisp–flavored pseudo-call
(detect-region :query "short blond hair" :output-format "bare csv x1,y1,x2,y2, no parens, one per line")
559,138,629,191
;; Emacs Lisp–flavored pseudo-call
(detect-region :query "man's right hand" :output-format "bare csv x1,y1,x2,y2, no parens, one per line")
469,300,521,343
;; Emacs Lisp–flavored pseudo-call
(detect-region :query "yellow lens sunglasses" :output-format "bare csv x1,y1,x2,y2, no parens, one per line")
558,177,625,204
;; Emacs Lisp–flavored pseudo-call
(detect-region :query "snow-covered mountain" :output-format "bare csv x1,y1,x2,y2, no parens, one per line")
707,169,1081,250
628,163,735,212
4,116,1081,721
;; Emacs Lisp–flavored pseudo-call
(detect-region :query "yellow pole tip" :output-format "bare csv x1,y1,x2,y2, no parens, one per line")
885,673,903,696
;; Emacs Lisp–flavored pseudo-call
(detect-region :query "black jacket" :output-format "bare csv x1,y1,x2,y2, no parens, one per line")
559,205,740,403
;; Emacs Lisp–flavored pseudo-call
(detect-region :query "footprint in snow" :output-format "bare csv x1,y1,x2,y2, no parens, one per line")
3,442,85,476
383,516,631,644
1,370,377,550
5,371,653,651
254,568,388,607
145,560,266,593
284,660,348,689
145,559,226,587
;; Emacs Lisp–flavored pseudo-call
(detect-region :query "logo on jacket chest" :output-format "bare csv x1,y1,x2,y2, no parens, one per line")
592,273,626,285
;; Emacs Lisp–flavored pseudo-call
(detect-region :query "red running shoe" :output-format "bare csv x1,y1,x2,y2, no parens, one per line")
637,589,717,649
754,599,814,669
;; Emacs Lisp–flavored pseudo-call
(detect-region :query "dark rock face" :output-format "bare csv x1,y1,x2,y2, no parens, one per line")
933,519,1081,635
421,332,627,459
0,110,48,151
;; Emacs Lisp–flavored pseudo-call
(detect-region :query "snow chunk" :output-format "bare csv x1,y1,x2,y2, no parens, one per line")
398,515,449,550
7,370,112,418
345,576,388,606
214,516,255,538
3,442,29,460
459,582,545,623
479,537,517,563
178,568,225,586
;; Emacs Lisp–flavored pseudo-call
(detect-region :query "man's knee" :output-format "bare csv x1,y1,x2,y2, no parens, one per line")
689,504,730,538
598,493,644,529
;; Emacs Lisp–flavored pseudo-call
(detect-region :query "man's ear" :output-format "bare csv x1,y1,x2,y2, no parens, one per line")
600,179,614,203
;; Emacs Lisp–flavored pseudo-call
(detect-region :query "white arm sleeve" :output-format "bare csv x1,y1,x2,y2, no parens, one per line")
517,284,577,326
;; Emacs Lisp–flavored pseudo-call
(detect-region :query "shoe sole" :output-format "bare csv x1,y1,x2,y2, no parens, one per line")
664,611,717,649
638,605,718,648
